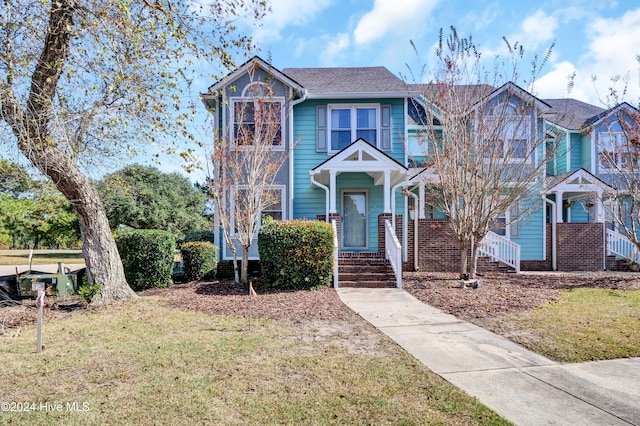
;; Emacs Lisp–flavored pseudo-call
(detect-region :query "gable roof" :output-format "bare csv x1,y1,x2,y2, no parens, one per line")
204,55,305,95
545,168,613,193
282,66,408,99
310,138,407,186
583,102,639,129
542,98,606,130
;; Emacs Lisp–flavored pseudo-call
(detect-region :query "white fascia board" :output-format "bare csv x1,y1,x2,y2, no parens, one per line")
305,92,410,100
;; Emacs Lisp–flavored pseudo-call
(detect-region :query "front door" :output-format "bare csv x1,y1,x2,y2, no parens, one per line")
342,190,368,250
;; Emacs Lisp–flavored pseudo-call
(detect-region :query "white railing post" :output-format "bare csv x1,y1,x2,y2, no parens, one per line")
607,229,640,264
331,219,339,288
384,219,403,288
478,231,521,273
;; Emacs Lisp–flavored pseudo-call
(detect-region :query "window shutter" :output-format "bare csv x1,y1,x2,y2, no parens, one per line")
317,106,327,152
381,104,391,151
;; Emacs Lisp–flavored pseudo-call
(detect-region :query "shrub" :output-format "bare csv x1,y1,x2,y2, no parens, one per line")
179,230,215,245
258,220,334,290
180,241,218,281
115,229,176,291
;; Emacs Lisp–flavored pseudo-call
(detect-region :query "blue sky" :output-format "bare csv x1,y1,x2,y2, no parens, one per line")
241,0,640,105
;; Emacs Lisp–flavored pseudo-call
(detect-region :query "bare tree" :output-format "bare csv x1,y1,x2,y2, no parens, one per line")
0,0,265,304
594,104,640,251
206,67,291,283
410,28,558,278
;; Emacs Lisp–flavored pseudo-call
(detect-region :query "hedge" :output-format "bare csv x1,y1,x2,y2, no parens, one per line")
115,229,176,291
258,220,334,290
180,241,218,281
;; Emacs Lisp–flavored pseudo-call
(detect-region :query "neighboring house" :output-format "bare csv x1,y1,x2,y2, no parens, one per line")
202,56,640,285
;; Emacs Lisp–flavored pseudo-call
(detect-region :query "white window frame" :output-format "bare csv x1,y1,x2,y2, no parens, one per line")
229,96,285,150
598,131,634,170
229,185,286,238
482,103,535,164
327,104,380,153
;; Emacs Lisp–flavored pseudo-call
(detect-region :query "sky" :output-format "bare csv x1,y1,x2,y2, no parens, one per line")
241,0,640,106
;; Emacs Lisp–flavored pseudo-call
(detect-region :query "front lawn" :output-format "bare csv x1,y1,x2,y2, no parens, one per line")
0,295,509,425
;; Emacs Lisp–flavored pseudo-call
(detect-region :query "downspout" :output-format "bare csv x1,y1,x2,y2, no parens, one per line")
391,179,414,263
402,187,419,271
288,88,308,219
544,196,557,271
310,172,330,221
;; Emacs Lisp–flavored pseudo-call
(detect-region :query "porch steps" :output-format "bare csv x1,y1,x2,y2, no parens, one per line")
477,256,516,274
606,255,631,271
338,253,396,288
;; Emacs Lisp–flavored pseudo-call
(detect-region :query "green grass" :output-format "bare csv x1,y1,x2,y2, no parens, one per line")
0,297,510,425
509,288,640,362
0,249,84,266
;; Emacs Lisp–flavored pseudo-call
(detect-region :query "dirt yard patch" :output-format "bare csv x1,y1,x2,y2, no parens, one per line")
3,271,640,346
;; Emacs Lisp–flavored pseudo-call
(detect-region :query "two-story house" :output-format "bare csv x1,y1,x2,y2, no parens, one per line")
202,56,639,285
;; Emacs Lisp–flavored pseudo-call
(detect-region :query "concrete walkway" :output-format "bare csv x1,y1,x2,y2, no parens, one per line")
337,287,640,426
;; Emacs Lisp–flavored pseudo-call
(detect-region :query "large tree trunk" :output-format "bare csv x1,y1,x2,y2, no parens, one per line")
22,146,136,305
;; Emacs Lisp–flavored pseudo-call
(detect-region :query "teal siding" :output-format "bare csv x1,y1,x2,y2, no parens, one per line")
569,133,583,171
511,200,545,260
291,98,406,251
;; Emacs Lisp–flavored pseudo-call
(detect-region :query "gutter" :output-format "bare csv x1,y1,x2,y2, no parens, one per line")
288,88,308,219
310,172,330,221
402,187,419,271
543,196,557,271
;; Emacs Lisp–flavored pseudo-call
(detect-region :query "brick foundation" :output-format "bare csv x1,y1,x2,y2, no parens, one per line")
556,222,605,271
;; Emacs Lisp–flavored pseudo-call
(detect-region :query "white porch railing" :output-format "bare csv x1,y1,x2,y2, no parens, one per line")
478,231,521,273
607,229,640,264
384,219,403,288
331,219,339,288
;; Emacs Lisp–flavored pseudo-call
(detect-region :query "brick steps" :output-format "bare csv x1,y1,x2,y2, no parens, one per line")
477,256,516,274
338,253,396,288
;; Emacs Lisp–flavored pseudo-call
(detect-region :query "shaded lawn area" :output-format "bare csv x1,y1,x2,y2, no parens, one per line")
0,295,509,426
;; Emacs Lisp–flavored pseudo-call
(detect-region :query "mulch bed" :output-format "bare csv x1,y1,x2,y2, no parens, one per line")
3,272,639,333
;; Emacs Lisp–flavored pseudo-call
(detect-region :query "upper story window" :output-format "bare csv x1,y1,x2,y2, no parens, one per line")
230,83,284,148
316,104,392,153
329,105,378,151
598,131,635,170
484,116,531,161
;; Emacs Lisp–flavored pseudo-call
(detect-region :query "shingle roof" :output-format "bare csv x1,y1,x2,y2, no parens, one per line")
282,66,408,97
408,83,495,105
542,98,605,130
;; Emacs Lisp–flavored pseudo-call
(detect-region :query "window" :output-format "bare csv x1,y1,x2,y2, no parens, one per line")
329,105,378,151
491,204,519,237
485,117,530,160
261,188,283,221
231,98,284,147
599,132,635,170
230,186,285,237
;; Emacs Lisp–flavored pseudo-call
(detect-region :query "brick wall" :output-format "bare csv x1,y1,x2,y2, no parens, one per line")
556,222,605,271
405,219,461,272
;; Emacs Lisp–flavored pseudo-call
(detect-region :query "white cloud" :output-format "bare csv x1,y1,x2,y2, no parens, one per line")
320,33,351,66
533,60,584,100
517,10,558,49
352,0,438,45
253,0,334,42
536,8,640,105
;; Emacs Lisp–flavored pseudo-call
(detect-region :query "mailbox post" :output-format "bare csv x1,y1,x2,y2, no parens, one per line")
32,279,45,353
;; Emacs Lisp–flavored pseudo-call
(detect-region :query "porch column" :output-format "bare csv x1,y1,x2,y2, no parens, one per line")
418,183,425,219
383,170,391,213
555,191,564,223
595,190,605,222
329,170,337,214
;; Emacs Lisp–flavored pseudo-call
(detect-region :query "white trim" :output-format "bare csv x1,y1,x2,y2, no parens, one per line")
340,189,370,250
327,103,380,153
229,96,286,150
